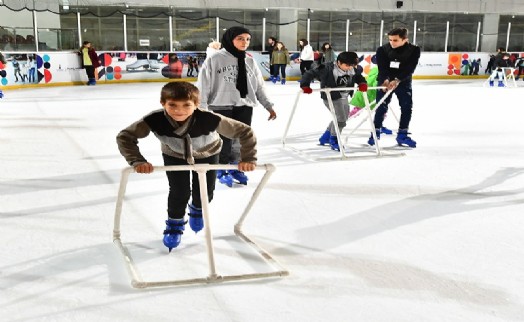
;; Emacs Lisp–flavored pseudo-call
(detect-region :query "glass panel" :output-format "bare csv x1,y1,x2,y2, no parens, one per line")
264,9,280,48
126,8,170,51
499,15,524,52
80,7,124,51
448,14,482,51
174,9,215,51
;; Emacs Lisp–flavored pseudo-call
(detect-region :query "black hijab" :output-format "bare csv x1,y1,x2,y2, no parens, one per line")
221,26,251,98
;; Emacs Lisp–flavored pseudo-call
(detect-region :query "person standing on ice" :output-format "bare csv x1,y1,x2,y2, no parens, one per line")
116,81,258,252
78,41,100,86
197,26,276,187
368,27,420,148
299,51,367,151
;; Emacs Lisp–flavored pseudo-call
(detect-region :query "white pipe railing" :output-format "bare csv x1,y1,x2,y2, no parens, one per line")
113,163,289,288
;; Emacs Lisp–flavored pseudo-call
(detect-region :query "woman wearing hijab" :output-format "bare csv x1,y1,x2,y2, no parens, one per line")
197,26,276,187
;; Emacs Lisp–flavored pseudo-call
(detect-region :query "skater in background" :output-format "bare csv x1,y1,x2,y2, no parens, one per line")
300,51,367,151
485,54,495,74
488,52,513,87
368,27,420,148
186,56,196,77
319,42,336,64
78,41,100,85
514,56,524,80
197,26,276,187
298,38,314,75
116,81,257,251
265,37,278,81
270,41,290,84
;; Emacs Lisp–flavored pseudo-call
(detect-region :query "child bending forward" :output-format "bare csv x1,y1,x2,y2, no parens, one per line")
116,81,257,252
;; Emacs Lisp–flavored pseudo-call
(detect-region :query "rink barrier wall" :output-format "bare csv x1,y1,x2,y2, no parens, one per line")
0,51,517,89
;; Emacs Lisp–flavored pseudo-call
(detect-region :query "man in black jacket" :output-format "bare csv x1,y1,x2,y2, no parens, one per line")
369,27,420,148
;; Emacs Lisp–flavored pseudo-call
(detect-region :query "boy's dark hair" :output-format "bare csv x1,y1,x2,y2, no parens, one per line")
160,81,200,104
337,51,359,66
388,27,408,39
82,41,90,46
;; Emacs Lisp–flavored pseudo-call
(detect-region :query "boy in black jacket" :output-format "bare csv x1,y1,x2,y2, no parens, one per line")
300,51,367,151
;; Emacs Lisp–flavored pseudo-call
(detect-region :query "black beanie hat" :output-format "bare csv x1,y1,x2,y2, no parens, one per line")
221,26,251,98
337,51,359,66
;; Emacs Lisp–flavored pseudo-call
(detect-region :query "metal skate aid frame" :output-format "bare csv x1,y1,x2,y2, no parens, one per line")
282,86,403,159
113,163,288,288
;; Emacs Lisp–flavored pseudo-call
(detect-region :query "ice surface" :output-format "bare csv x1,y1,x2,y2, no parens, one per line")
1,79,523,321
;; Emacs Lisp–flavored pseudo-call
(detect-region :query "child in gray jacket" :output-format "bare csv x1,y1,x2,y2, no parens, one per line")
116,81,257,252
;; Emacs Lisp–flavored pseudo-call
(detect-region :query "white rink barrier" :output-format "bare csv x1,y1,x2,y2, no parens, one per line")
113,163,289,288
282,86,405,160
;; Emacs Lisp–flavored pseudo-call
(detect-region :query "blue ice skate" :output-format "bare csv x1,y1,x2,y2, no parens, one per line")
163,219,186,252
329,136,340,151
498,81,505,87
396,129,416,148
229,169,248,185
188,204,204,233
319,130,331,145
489,80,494,87
367,130,380,146
380,127,393,135
217,169,233,187
0,90,3,99
281,78,286,85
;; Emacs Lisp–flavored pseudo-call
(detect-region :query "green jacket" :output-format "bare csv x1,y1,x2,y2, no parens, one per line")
271,50,290,65
350,65,378,108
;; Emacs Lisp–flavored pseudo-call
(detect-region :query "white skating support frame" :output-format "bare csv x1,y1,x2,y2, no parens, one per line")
282,86,404,160
484,67,517,88
113,163,289,288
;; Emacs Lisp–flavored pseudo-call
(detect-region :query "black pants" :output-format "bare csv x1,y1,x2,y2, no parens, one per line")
374,80,413,130
274,64,286,79
213,106,253,164
85,65,95,79
300,60,314,75
163,153,219,219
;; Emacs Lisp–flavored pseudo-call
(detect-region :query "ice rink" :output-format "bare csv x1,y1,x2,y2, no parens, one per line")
1,78,524,321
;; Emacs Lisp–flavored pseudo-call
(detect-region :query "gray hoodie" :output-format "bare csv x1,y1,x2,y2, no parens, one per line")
196,49,274,112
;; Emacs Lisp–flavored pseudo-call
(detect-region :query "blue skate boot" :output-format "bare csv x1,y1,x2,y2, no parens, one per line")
498,81,505,87
380,127,393,135
329,136,340,151
229,169,248,185
319,130,331,145
0,89,3,99
271,75,277,84
396,129,417,148
489,80,494,87
188,204,204,233
163,218,186,252
217,169,233,187
281,78,286,85
367,130,380,146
